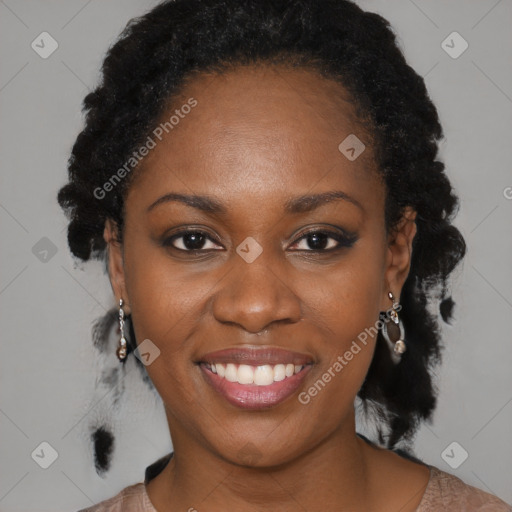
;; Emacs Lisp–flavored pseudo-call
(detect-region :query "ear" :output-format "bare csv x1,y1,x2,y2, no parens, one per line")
104,219,130,314
381,206,417,308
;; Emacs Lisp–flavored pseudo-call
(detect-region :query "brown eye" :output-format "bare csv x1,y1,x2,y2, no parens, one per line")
163,230,223,252
290,229,357,252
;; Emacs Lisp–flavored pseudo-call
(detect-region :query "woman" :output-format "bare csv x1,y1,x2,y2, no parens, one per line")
58,0,511,510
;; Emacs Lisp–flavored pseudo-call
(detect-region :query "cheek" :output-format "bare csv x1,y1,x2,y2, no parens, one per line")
301,246,386,345
125,259,212,357
295,241,386,397
124,259,210,421
122,240,223,404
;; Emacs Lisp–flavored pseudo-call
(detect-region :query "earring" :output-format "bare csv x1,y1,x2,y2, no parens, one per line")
116,299,127,362
381,291,406,364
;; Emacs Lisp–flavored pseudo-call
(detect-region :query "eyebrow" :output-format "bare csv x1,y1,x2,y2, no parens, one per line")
146,190,363,214
284,190,363,214
147,193,226,214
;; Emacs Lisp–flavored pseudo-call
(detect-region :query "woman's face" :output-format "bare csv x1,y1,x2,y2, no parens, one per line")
105,64,416,466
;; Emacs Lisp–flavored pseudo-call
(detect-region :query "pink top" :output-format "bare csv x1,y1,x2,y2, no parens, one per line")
77,464,511,511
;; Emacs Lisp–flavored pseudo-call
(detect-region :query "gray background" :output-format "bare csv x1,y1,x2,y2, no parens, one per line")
0,0,511,510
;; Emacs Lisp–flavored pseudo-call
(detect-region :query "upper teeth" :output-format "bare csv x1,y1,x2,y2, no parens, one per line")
208,363,304,385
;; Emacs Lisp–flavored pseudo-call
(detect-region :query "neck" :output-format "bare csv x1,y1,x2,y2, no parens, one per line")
147,411,377,512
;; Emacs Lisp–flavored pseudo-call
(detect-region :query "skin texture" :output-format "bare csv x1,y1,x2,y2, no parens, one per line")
104,64,428,511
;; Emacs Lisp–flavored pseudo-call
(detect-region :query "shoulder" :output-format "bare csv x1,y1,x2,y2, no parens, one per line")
75,452,172,512
418,465,512,511
76,482,155,512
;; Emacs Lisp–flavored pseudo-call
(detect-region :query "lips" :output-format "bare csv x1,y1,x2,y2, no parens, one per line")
198,347,314,410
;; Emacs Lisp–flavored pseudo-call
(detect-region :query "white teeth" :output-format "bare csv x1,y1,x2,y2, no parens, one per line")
225,363,238,382
216,363,225,378
208,362,307,385
237,364,254,385
273,364,286,382
254,365,274,386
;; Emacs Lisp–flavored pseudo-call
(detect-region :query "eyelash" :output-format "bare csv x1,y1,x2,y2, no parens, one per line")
162,228,357,254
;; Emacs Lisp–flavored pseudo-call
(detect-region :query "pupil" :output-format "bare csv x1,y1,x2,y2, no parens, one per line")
308,232,328,250
184,232,205,250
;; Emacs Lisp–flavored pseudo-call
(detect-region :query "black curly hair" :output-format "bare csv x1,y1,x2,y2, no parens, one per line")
57,0,466,450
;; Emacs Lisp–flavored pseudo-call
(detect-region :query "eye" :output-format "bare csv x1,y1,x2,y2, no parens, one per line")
289,229,357,252
163,230,223,252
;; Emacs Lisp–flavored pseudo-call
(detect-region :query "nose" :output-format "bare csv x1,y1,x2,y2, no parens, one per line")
211,252,302,334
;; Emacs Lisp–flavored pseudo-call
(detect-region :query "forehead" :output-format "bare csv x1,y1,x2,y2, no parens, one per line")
126,63,382,212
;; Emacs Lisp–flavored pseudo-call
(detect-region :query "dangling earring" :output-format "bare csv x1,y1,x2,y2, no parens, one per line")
116,299,127,362
381,291,406,364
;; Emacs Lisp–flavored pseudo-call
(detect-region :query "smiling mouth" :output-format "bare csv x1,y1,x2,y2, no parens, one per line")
198,347,314,409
